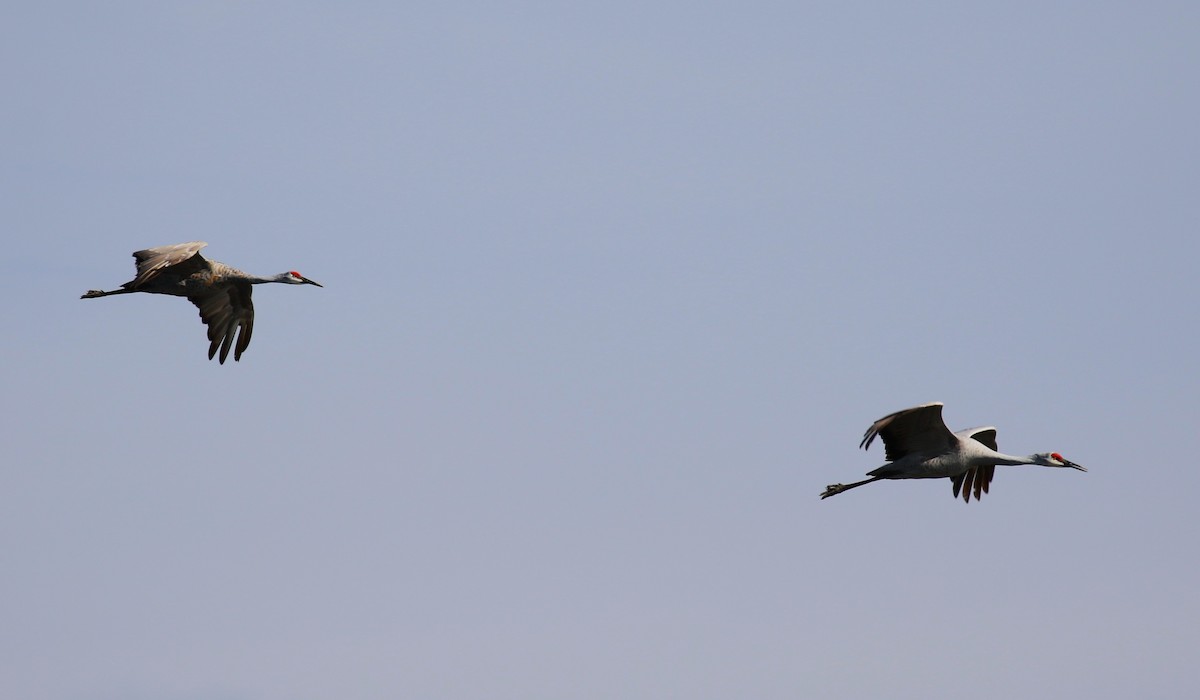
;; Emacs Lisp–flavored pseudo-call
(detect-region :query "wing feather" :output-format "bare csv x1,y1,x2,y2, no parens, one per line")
860,402,956,461
976,464,994,499
189,279,255,364
130,242,209,288
957,427,998,452
953,427,999,502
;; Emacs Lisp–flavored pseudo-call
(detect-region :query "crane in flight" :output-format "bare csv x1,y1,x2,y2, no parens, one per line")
820,402,1086,502
81,242,322,364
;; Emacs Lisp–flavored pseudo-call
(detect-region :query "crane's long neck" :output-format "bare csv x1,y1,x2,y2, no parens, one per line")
980,449,1039,467
208,261,286,285
246,272,290,284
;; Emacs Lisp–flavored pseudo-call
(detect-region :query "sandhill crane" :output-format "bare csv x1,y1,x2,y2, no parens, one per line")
820,402,1086,502
81,242,322,363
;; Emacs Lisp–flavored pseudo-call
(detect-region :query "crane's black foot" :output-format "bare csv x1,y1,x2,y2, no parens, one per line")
820,484,845,499
81,290,106,299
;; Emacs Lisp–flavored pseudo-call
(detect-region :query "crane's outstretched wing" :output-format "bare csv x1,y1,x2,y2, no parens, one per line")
189,280,254,363
950,426,999,502
958,427,998,451
860,402,956,461
130,241,209,288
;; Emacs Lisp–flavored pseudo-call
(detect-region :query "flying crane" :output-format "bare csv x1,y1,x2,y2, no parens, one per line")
81,242,322,363
820,402,1086,502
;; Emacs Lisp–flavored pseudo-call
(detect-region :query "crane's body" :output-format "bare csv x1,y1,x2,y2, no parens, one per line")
81,242,322,363
821,402,1085,502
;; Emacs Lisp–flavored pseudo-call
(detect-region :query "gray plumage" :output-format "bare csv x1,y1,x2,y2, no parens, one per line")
81,242,322,363
821,402,1086,502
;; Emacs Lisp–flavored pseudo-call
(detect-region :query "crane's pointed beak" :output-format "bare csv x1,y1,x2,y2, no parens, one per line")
302,276,323,287
1063,459,1086,472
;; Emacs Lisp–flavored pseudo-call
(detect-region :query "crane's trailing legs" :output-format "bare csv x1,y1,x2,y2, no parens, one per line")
82,288,135,298
820,477,883,499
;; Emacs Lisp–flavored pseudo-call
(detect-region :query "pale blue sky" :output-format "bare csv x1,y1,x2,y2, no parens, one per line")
2,2,1198,698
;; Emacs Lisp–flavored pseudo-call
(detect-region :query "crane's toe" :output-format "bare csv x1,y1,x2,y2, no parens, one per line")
820,484,844,499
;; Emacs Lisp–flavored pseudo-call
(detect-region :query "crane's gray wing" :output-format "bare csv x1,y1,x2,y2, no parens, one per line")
957,427,998,451
188,280,254,364
950,427,998,502
131,241,209,288
860,402,956,461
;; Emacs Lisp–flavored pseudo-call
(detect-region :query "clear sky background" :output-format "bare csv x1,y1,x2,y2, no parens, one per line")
3,2,1198,698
